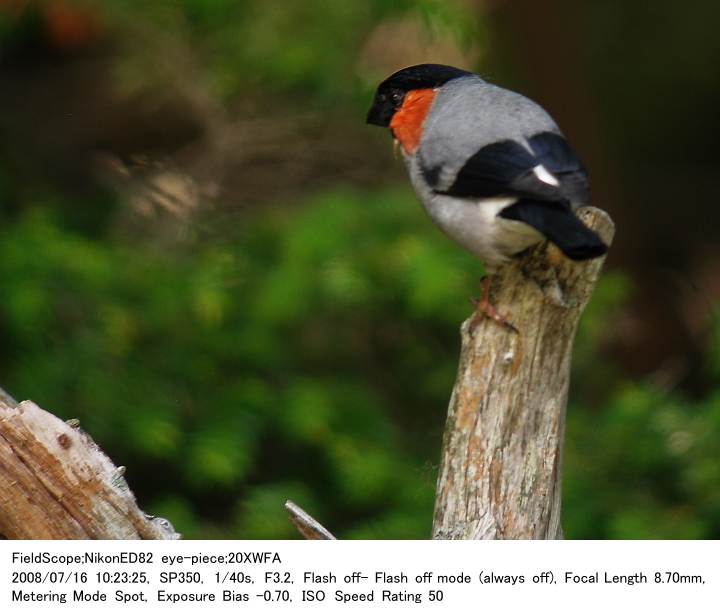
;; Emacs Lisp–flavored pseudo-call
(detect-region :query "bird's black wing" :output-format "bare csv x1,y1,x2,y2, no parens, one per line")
425,131,589,205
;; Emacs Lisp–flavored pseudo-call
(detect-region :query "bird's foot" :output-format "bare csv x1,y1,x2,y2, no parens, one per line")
468,297,518,334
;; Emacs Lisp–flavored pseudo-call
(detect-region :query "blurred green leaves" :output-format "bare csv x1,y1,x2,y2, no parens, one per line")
99,0,476,101
0,188,474,538
564,380,720,539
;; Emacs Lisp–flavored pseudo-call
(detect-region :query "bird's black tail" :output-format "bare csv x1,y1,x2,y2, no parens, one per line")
499,200,607,260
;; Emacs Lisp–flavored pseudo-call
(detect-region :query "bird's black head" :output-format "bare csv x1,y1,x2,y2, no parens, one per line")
366,64,471,127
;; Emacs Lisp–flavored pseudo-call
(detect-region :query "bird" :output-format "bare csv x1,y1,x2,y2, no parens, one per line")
366,63,607,329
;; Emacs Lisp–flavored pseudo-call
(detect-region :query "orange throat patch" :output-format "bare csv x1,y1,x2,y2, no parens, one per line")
389,88,436,155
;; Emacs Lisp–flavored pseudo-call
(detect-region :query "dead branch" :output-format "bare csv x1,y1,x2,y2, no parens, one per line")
0,396,179,540
284,500,336,540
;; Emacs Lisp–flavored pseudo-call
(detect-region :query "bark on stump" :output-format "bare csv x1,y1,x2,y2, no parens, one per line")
0,397,179,540
433,207,615,540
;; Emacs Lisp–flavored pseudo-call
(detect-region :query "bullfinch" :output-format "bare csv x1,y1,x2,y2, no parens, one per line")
367,63,607,327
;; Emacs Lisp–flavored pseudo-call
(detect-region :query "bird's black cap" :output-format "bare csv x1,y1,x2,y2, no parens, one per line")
366,64,471,127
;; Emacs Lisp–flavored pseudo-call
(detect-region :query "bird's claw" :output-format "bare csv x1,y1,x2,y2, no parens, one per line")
468,297,518,334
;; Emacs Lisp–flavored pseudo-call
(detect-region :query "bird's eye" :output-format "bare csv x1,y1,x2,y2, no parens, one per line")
391,91,403,103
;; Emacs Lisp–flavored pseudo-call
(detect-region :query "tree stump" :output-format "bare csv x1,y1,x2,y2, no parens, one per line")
433,207,615,540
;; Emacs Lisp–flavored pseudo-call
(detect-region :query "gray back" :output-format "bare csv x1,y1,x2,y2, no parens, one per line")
418,75,562,189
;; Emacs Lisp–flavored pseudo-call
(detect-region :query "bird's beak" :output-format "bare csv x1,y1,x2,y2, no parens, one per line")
366,106,386,126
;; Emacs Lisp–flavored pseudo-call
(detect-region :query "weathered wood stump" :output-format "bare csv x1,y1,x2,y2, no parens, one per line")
433,207,614,539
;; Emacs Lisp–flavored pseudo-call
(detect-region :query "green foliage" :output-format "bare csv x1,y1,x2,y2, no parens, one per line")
0,189,473,538
564,383,720,539
565,278,720,539
99,0,477,101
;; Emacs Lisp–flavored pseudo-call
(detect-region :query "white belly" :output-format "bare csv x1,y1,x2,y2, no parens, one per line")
424,194,541,270
407,161,542,272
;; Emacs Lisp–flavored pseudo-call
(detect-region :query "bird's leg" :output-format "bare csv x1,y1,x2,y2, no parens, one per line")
469,275,518,333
